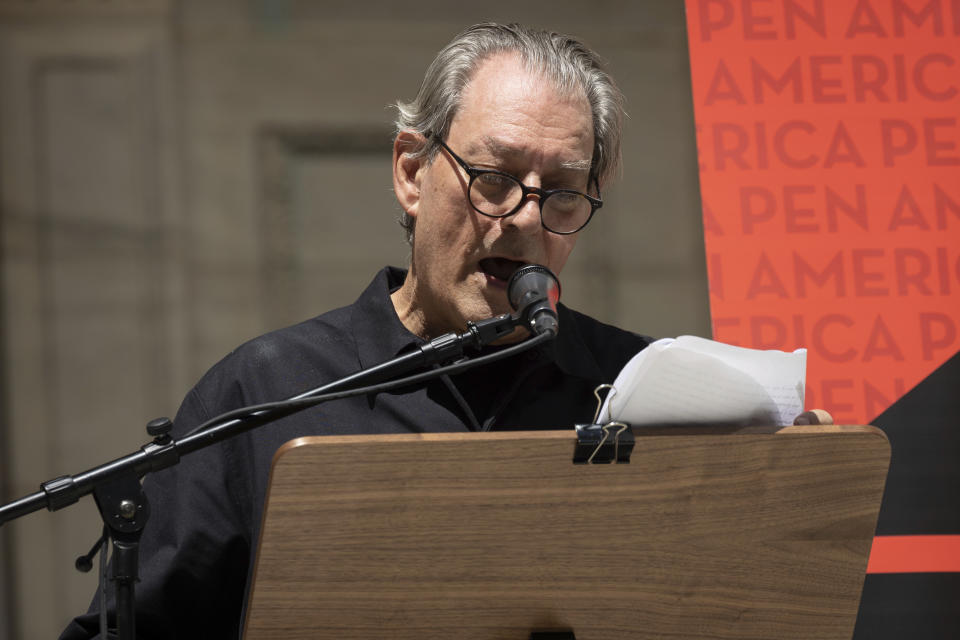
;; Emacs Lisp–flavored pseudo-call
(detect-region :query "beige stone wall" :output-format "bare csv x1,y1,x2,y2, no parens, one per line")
0,1,708,637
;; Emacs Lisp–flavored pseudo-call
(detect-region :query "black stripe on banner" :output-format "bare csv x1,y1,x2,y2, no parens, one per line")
871,350,960,535
854,350,960,638
854,573,960,640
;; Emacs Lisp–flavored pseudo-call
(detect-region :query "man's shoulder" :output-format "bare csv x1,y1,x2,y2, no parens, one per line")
183,267,406,419
189,304,359,412
233,305,355,363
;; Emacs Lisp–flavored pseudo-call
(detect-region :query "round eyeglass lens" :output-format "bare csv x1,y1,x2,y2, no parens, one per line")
542,192,592,233
469,173,524,215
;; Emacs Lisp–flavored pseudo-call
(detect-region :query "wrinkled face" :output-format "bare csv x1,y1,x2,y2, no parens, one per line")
399,53,595,338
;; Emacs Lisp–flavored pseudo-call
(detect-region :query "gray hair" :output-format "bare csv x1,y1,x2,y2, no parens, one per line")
393,22,625,243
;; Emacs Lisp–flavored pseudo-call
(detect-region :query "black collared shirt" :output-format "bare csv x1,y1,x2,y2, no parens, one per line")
61,267,651,639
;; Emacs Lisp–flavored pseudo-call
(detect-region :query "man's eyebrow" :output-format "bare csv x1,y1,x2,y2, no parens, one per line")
468,136,517,157
559,158,592,171
473,136,592,172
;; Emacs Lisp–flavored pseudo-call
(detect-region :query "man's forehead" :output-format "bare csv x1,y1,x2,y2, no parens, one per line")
449,53,594,164
464,135,593,171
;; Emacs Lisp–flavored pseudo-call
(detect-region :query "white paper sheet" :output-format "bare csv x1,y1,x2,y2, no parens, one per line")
597,336,806,427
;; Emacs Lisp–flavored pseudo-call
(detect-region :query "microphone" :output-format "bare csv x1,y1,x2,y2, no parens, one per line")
507,264,561,337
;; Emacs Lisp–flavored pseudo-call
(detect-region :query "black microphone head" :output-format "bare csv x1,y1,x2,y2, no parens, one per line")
507,264,561,336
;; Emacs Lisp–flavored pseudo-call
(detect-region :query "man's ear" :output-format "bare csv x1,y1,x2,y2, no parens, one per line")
393,131,428,220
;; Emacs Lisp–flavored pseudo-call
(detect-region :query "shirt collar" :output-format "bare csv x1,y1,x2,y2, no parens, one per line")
350,267,605,383
350,267,423,370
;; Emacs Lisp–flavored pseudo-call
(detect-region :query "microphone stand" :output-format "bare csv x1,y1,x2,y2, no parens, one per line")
0,312,529,640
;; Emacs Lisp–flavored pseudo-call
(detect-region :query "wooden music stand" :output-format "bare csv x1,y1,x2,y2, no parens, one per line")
243,424,889,639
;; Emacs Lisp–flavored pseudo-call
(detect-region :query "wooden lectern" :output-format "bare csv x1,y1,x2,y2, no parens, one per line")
243,424,889,639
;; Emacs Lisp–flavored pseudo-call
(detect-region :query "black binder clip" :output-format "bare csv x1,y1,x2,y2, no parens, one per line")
573,384,635,464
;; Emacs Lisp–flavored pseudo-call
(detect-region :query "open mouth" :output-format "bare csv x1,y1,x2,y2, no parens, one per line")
479,257,526,285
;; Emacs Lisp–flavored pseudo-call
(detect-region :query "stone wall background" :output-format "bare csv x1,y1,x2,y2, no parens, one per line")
0,1,708,637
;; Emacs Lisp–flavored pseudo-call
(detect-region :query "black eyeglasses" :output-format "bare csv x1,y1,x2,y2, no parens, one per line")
431,135,602,235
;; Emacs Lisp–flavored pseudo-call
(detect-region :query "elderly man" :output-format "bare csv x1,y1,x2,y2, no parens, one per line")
62,22,650,639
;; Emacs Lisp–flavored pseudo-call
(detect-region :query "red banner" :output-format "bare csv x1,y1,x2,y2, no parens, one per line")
684,0,960,425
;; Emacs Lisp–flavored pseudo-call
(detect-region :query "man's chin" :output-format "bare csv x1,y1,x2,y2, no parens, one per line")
476,296,513,322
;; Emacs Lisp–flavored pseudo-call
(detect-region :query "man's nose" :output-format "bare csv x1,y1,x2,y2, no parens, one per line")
504,193,542,233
